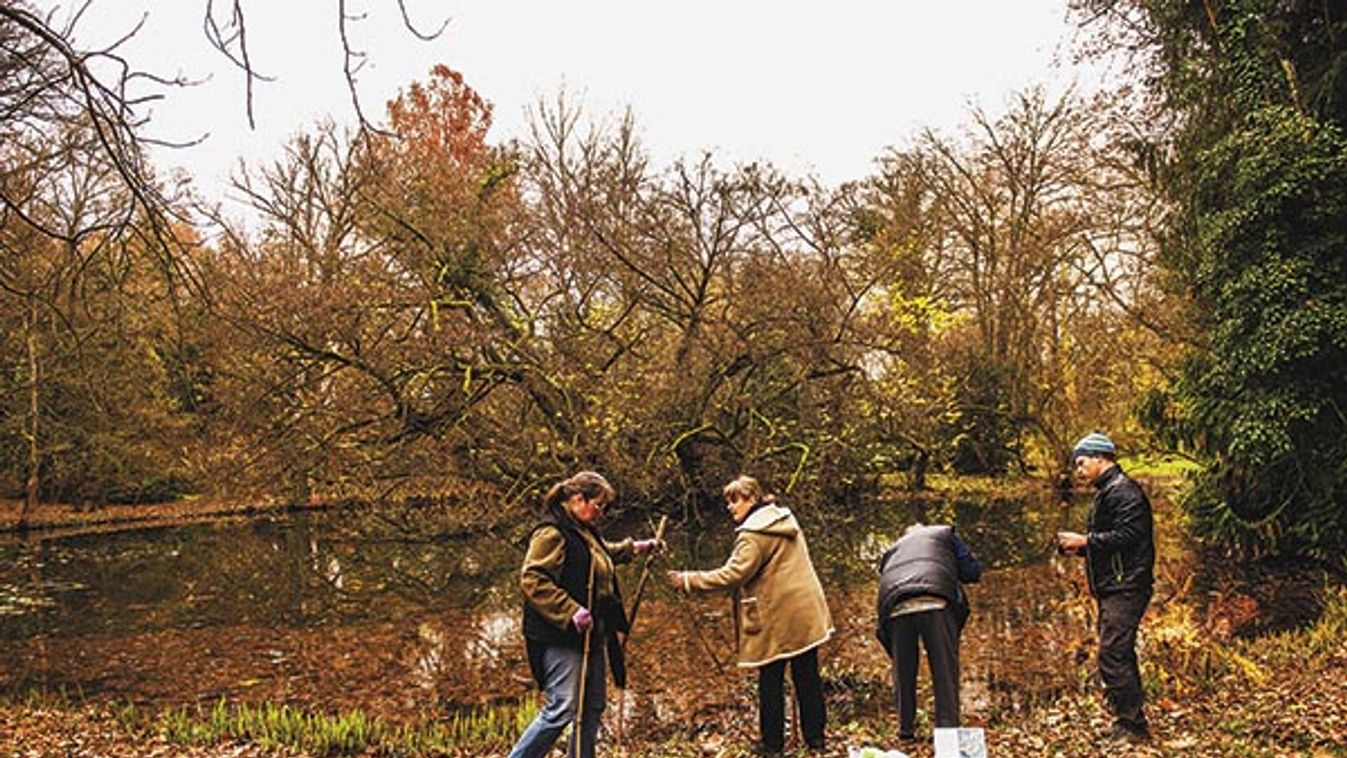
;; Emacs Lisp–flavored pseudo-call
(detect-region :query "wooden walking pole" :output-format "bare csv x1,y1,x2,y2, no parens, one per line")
622,514,669,653
617,514,669,750
791,678,802,750
570,557,598,758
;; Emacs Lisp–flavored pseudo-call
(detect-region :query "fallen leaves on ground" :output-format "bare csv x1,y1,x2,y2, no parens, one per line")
0,705,296,757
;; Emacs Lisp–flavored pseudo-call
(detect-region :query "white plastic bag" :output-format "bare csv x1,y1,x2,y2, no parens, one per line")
846,748,910,758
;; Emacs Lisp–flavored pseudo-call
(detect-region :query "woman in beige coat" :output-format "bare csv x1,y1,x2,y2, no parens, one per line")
667,475,833,755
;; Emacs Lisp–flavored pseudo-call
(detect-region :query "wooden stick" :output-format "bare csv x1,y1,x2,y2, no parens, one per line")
617,515,667,751
622,514,669,651
791,676,801,750
570,557,597,758
666,583,728,675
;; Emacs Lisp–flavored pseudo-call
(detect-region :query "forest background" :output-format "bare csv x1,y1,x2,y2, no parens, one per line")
5,0,1346,566
4,1,1347,756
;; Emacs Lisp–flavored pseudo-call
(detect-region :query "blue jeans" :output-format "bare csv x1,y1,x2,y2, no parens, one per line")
507,642,606,758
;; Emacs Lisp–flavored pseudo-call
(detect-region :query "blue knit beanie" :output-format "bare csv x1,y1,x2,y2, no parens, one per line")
1072,431,1116,460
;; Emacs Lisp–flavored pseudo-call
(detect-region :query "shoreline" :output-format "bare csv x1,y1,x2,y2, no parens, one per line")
0,471,1176,540
0,497,331,538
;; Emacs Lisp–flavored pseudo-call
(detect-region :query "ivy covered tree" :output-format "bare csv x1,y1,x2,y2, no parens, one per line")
1076,0,1347,563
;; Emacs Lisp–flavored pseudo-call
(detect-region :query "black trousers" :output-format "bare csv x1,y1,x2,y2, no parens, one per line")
1097,589,1151,733
757,647,826,751
888,607,960,735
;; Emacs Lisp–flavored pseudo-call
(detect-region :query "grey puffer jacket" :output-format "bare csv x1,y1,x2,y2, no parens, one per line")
875,524,981,646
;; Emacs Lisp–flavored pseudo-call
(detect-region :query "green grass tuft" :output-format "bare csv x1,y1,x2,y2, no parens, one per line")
151,696,539,756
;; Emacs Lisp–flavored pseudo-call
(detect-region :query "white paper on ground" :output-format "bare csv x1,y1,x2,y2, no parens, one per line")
933,727,987,758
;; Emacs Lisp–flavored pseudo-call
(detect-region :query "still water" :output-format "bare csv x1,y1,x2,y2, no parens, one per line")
0,512,522,641
0,488,1084,724
0,493,1059,642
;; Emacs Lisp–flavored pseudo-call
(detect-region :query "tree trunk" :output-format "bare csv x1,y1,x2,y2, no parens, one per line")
910,449,930,492
22,294,40,529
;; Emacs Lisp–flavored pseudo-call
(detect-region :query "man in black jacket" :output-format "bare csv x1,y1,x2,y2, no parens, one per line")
1056,431,1155,746
876,523,982,742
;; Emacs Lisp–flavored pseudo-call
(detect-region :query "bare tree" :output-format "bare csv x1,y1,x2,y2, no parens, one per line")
860,88,1177,473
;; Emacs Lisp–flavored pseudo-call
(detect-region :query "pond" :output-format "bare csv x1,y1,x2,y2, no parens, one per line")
0,484,1120,738
0,512,522,640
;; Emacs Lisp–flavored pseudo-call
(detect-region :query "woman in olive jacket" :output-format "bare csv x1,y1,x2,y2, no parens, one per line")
667,475,834,755
508,471,662,758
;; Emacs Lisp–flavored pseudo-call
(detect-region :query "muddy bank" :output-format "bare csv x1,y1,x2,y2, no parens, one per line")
0,497,324,537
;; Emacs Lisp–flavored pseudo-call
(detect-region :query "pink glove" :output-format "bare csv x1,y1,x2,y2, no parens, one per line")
572,607,593,632
634,538,666,556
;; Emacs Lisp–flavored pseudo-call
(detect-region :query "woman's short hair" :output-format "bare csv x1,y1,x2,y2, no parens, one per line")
722,475,776,505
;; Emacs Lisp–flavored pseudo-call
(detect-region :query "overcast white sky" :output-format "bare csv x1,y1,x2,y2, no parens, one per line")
58,1,1097,204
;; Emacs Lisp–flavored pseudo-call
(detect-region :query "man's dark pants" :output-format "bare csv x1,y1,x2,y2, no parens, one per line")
1097,589,1151,734
888,608,960,736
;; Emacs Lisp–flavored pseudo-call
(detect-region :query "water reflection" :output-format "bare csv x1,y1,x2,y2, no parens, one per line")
467,607,519,664
0,511,527,641
0,489,1097,730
